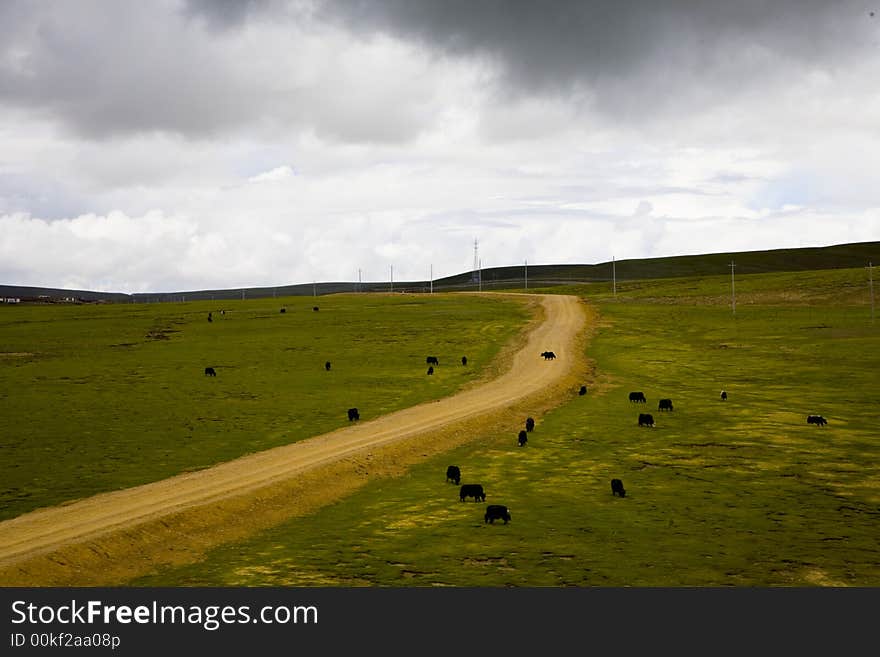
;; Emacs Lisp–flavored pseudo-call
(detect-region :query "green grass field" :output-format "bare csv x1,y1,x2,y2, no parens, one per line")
133,266,879,586
0,293,530,521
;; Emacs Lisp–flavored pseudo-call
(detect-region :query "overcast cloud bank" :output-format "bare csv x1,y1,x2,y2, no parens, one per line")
1,1,878,292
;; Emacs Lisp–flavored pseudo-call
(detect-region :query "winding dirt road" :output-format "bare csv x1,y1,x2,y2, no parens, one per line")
0,293,588,583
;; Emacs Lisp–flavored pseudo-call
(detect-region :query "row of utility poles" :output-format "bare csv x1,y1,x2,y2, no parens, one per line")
315,258,876,322
157,257,876,314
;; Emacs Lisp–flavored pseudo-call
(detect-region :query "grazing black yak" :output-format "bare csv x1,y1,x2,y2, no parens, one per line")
459,484,486,502
485,504,511,524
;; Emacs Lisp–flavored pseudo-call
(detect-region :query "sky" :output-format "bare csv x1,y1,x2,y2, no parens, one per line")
1,0,879,293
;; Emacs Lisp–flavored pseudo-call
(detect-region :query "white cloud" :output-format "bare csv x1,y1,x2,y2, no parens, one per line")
248,165,296,183
0,211,197,292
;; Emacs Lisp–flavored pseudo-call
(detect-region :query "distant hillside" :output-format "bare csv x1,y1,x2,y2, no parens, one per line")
2,240,877,302
432,241,880,291
0,284,130,303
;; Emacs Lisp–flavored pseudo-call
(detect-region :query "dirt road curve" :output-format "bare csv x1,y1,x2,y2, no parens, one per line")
0,293,587,572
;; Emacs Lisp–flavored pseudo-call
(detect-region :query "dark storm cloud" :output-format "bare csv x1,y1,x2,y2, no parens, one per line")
181,0,278,30
321,0,876,110
0,1,875,143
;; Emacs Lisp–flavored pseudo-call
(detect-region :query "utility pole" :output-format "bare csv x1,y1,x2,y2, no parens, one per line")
472,238,480,288
868,262,875,324
390,265,394,293
478,258,482,292
729,261,736,315
430,264,433,294
358,268,362,293
612,256,616,298
524,259,528,291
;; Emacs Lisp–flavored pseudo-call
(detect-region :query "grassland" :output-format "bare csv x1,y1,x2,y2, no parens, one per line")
133,266,879,586
0,293,530,522
430,240,880,291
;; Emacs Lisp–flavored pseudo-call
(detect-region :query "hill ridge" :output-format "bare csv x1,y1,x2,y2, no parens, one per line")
2,240,877,302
